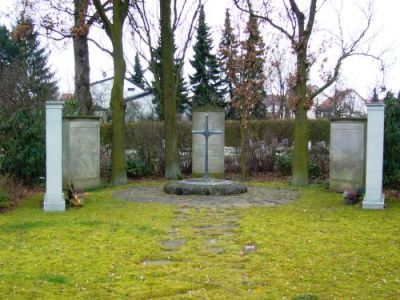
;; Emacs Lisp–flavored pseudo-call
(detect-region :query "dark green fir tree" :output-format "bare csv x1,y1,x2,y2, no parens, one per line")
14,19,58,107
190,5,224,109
0,20,58,183
132,52,144,86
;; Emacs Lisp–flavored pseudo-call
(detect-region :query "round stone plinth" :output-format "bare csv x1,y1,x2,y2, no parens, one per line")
164,179,247,195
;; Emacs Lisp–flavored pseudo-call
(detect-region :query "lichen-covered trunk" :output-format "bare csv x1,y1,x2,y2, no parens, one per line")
73,0,93,115
110,32,127,185
161,0,181,179
292,50,309,186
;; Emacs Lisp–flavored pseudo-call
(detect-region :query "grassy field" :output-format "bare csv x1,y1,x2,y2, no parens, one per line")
0,181,399,299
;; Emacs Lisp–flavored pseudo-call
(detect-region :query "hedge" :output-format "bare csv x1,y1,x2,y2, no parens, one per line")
101,119,330,149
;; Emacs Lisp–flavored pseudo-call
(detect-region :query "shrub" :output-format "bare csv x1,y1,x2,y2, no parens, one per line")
0,109,45,184
0,190,9,209
0,176,32,213
126,157,153,178
63,98,80,116
276,145,329,180
276,152,292,176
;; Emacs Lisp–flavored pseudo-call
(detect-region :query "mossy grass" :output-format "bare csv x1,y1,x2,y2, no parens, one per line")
0,181,399,298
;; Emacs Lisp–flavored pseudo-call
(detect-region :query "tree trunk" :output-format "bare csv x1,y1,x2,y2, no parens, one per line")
292,107,309,185
73,35,93,114
161,0,181,179
110,29,127,185
240,116,248,180
292,50,309,186
73,0,93,115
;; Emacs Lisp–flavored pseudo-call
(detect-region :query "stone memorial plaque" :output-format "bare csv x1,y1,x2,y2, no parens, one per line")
330,120,366,192
63,117,100,189
192,109,225,177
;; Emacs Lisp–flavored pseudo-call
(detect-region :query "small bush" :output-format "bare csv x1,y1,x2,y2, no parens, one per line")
126,157,153,178
0,190,10,209
276,152,292,176
275,147,329,180
0,176,33,213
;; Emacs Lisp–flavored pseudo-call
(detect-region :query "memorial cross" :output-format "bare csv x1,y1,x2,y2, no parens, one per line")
192,114,223,181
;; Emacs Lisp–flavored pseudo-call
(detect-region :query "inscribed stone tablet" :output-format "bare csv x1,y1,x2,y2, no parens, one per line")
330,120,366,192
192,110,225,177
63,117,100,189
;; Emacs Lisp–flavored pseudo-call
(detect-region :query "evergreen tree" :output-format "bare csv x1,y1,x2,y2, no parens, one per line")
190,5,224,108
150,39,189,120
0,26,19,68
13,19,58,106
0,20,57,110
383,91,400,187
0,20,57,183
218,9,239,119
132,52,144,86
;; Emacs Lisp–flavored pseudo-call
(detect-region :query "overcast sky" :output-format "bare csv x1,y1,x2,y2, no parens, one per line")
0,0,399,99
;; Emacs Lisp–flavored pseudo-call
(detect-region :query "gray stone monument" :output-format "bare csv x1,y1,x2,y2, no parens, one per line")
329,119,366,192
44,101,65,212
192,114,223,181
164,113,247,196
63,116,101,189
192,107,225,178
363,103,385,209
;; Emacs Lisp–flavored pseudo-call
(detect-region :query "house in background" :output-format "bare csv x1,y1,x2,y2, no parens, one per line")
314,89,367,119
90,77,155,121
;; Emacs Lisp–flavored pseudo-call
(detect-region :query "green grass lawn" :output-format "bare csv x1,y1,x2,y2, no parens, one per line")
0,181,399,299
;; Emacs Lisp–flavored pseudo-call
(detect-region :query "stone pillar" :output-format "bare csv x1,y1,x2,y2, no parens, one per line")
363,103,385,209
44,101,65,212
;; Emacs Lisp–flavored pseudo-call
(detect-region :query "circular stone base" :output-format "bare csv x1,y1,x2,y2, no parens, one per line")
164,179,247,195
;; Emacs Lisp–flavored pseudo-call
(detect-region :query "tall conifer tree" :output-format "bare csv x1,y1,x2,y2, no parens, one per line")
132,52,144,86
190,5,224,108
12,19,58,107
218,9,239,119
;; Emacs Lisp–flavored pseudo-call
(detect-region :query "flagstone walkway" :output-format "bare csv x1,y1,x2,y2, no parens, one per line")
114,186,299,296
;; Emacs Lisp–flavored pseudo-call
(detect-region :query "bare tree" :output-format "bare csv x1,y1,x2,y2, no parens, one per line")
234,0,384,185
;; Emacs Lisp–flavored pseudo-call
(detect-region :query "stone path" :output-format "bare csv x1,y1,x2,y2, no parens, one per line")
115,186,299,208
114,185,299,275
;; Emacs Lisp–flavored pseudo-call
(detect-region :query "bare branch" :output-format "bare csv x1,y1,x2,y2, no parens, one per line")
88,37,113,56
233,0,296,44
